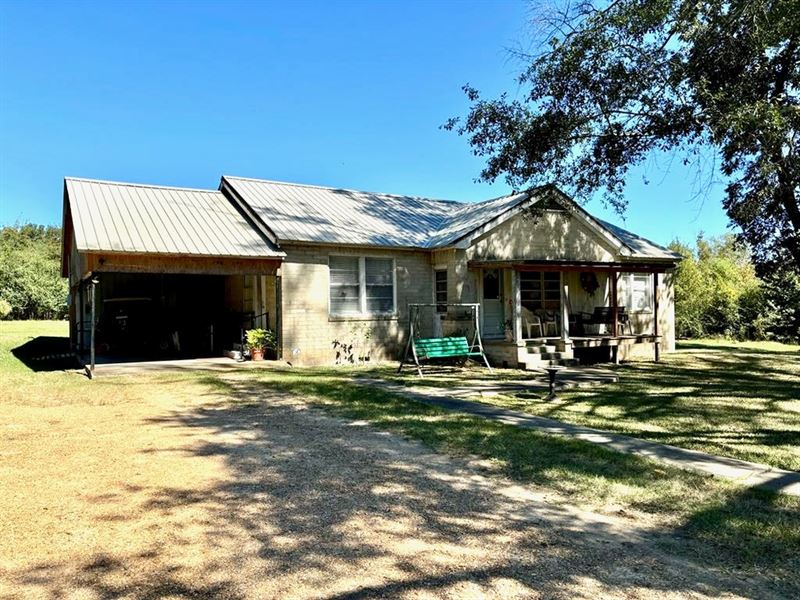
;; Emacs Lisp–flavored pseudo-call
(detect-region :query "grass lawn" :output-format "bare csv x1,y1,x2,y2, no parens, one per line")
233,366,800,584
373,339,800,471
2,321,799,592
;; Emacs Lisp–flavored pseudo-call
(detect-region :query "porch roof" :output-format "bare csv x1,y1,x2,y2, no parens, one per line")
467,258,678,273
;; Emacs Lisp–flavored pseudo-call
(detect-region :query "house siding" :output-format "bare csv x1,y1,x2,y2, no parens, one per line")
460,211,677,359
466,211,620,263
279,243,433,365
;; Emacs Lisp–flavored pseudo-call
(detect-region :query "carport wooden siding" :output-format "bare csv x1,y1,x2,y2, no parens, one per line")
85,252,280,276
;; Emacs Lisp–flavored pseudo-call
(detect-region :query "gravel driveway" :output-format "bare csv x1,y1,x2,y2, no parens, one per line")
1,376,768,599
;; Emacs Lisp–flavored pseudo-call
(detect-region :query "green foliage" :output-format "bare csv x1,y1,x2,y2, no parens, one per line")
669,234,796,340
245,328,276,351
0,298,11,319
447,0,800,272
760,266,800,341
0,224,67,320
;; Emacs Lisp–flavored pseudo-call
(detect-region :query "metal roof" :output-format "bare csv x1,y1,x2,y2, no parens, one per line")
65,178,284,258
222,176,678,260
63,175,679,263
597,218,683,260
221,176,460,248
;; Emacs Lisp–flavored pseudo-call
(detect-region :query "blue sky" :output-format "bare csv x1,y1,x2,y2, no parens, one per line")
0,0,730,246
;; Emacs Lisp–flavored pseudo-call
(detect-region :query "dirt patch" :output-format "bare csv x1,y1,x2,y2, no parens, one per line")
0,374,775,599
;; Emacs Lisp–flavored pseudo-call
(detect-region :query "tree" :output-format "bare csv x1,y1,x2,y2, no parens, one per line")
667,234,792,340
446,0,800,273
0,224,68,320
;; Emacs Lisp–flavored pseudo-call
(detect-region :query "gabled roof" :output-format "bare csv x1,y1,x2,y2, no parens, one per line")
62,175,679,263
64,178,283,258
221,176,459,248
596,218,683,260
222,175,679,260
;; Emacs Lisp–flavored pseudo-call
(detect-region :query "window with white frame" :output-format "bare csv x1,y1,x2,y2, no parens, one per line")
624,273,653,312
434,269,447,313
329,256,395,316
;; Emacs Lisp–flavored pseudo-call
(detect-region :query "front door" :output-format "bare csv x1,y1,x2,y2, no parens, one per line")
481,269,504,339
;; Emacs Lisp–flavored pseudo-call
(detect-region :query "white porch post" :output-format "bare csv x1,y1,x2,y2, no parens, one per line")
560,272,570,342
512,268,522,342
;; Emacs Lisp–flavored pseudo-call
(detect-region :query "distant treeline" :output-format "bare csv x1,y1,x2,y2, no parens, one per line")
0,224,68,320
0,224,798,342
669,235,799,342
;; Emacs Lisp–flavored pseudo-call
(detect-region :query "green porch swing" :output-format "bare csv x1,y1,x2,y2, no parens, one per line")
397,303,493,376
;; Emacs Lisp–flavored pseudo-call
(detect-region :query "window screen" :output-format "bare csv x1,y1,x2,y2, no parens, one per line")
520,271,560,310
435,270,447,313
329,256,395,315
329,256,360,314
365,258,394,313
626,273,652,312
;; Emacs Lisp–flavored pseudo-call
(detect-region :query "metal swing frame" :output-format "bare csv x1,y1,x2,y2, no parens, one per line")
397,302,493,376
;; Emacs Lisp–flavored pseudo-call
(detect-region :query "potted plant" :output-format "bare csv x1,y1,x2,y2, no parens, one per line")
504,319,514,342
245,328,276,361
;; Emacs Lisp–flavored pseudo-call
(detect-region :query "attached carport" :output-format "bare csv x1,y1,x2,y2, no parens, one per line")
61,178,284,374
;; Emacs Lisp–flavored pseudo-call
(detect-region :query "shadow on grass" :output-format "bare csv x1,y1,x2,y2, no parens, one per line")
677,340,800,355
8,367,797,598
234,372,800,589
10,370,788,598
10,335,82,372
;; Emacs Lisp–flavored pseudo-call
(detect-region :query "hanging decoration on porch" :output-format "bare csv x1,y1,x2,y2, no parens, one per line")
580,271,600,296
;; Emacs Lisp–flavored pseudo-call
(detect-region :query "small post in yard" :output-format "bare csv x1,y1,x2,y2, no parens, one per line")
89,276,98,378
653,272,660,362
544,365,565,401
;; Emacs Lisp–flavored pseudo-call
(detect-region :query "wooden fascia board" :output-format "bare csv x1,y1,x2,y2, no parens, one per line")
467,259,676,273
60,183,70,278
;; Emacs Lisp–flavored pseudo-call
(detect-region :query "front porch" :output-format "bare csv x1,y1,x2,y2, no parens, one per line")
473,259,671,369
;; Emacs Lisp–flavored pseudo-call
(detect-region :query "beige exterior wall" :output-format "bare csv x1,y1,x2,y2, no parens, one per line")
466,211,620,262
617,271,676,356
455,210,677,358
279,243,433,365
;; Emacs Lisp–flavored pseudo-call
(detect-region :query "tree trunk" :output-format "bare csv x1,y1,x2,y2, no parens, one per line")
776,169,800,272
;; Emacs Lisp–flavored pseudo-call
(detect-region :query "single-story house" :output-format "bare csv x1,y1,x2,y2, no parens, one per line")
61,175,681,369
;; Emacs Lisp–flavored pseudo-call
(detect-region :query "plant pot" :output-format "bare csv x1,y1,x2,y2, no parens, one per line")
251,348,265,361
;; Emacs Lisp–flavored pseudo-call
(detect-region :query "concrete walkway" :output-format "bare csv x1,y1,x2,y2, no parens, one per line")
357,379,800,497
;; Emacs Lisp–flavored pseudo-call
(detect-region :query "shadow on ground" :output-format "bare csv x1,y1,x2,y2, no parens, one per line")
9,377,784,599
10,336,82,372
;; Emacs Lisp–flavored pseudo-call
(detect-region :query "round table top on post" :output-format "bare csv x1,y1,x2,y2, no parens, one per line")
544,365,566,376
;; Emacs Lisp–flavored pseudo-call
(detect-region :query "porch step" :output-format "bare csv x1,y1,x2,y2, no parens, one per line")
541,351,573,361
519,354,580,370
527,344,557,354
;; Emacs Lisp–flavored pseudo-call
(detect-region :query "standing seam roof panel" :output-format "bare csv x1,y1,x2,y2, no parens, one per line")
65,178,283,258
173,189,214,255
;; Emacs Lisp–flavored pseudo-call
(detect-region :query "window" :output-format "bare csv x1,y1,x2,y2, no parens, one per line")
329,256,361,314
624,273,653,312
482,269,501,300
365,258,393,313
329,256,395,316
434,269,447,313
520,271,560,311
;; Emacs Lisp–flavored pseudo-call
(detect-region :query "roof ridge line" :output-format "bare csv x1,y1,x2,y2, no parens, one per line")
65,177,219,194
222,175,463,205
